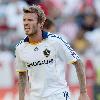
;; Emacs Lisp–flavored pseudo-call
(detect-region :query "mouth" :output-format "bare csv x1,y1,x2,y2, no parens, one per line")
25,28,30,31
25,27,30,29
24,25,30,29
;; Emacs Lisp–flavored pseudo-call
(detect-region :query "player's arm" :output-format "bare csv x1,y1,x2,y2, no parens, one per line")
73,59,90,100
18,71,27,100
15,45,27,100
55,35,90,100
73,59,87,93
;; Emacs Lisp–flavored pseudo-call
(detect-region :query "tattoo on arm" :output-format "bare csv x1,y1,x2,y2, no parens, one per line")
73,59,87,93
19,72,27,100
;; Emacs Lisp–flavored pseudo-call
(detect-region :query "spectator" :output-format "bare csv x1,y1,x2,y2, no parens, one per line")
5,0,28,38
43,18,56,33
72,28,90,54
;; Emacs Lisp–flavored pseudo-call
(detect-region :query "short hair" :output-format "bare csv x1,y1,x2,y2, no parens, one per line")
23,4,46,24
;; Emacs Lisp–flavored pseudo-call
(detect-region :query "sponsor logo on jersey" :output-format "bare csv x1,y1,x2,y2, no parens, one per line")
27,58,54,67
43,48,50,57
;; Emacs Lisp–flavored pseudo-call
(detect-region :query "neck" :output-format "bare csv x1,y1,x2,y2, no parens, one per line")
29,30,43,44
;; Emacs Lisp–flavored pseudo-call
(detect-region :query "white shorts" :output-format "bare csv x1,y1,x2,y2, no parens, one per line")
29,90,71,100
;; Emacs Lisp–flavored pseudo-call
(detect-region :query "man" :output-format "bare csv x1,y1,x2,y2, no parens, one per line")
15,4,90,100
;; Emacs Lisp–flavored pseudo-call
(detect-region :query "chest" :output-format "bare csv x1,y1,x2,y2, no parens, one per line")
19,42,56,64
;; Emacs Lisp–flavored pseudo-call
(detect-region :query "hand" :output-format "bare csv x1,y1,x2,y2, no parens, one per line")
78,93,90,100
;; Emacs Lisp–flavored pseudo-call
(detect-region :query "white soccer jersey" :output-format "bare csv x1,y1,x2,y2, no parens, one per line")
15,31,80,97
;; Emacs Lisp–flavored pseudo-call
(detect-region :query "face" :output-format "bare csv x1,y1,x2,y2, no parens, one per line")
23,13,40,37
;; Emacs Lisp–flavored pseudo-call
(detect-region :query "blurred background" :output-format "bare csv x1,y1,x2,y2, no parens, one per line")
0,0,100,100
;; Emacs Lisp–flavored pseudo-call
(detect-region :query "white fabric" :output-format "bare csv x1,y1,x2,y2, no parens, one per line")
30,88,71,100
15,32,80,97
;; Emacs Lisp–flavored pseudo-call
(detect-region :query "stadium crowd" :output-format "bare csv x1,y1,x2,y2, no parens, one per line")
0,0,100,100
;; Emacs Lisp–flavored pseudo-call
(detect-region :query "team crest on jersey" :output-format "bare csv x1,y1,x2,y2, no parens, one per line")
43,48,50,57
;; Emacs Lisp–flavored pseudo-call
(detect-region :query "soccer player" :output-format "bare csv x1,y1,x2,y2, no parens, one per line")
15,4,90,100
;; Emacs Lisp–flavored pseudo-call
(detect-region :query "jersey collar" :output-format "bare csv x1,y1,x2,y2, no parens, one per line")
24,31,48,42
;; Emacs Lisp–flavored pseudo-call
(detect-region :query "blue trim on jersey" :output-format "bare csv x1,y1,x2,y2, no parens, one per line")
24,31,48,42
49,34,80,60
42,31,48,39
48,33,53,36
24,36,29,42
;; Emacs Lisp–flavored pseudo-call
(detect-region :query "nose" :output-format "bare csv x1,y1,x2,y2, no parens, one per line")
24,23,28,27
23,18,29,25
24,20,29,27
24,20,28,24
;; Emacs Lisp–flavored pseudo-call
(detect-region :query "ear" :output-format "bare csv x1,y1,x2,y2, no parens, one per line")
38,22,44,29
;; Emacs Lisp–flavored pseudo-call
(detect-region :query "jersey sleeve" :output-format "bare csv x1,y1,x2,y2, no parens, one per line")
15,48,27,72
57,36,80,64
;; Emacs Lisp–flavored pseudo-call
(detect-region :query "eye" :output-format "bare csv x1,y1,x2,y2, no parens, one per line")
28,19,33,21
23,19,25,21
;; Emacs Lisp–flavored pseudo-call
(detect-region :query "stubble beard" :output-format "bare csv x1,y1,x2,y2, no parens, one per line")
27,28,38,38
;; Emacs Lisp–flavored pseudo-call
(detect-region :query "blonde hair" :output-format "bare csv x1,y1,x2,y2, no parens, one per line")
23,4,46,24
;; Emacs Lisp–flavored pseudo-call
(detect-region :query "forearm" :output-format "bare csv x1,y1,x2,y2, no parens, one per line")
73,59,87,93
19,72,27,100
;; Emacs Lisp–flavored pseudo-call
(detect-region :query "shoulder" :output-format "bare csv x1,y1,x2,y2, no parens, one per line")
15,39,26,51
48,32,60,38
48,32,62,41
47,32,68,44
47,32,73,51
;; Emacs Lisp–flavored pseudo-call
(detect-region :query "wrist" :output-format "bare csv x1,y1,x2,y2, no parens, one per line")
80,89,87,94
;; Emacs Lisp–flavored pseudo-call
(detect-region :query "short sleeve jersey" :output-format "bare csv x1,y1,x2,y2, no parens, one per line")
15,31,80,97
